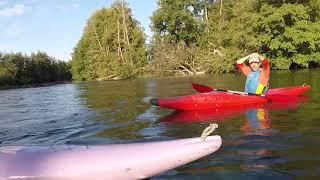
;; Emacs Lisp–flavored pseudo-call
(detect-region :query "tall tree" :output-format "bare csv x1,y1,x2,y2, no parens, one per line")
71,1,147,81
254,0,320,69
151,0,207,45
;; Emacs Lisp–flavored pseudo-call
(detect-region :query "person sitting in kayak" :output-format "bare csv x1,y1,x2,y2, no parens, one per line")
236,53,270,95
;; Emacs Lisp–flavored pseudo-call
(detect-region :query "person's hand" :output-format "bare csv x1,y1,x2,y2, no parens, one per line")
249,53,259,58
251,53,265,61
236,54,251,64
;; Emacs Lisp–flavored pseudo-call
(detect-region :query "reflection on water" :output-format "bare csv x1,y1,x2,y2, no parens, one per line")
159,98,307,178
245,108,273,131
77,80,169,143
0,84,103,145
239,107,275,173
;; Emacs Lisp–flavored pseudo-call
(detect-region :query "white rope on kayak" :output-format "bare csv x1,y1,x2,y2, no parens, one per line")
201,123,218,141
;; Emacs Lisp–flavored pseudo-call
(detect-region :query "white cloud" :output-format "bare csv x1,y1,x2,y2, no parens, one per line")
55,5,66,11
0,4,25,17
0,0,7,7
55,3,79,11
72,3,79,9
29,0,40,3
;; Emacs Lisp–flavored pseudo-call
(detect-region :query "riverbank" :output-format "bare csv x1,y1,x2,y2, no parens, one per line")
1,68,319,91
0,81,72,91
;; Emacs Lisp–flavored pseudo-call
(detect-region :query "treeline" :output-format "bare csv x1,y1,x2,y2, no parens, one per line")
71,0,320,80
0,51,71,87
149,0,320,75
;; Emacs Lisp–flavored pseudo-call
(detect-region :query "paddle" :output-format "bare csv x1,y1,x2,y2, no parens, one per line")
192,83,265,97
192,83,214,93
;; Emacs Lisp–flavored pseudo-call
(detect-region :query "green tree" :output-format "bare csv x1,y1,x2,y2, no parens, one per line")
0,51,71,87
71,0,147,81
200,0,320,71
149,0,216,75
71,37,90,81
151,0,206,45
255,1,320,69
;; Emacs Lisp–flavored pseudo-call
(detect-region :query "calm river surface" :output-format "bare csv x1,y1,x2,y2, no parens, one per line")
1,69,319,179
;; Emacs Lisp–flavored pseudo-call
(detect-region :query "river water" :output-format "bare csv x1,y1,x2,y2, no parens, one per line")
0,69,319,179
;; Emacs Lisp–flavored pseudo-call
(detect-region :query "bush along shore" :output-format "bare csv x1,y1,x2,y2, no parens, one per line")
0,51,72,89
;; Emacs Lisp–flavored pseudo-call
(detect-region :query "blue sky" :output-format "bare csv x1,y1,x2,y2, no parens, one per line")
0,0,157,60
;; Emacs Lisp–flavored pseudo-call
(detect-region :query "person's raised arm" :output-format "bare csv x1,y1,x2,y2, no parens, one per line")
260,54,270,78
236,54,251,64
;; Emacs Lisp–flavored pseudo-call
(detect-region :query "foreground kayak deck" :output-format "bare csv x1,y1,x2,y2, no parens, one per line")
0,136,222,180
150,85,311,110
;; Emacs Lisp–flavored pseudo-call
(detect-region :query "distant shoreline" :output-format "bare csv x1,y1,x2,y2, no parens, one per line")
1,68,319,91
0,81,72,91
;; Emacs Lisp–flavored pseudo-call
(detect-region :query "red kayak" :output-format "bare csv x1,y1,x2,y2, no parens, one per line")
150,84,311,110
161,96,308,123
